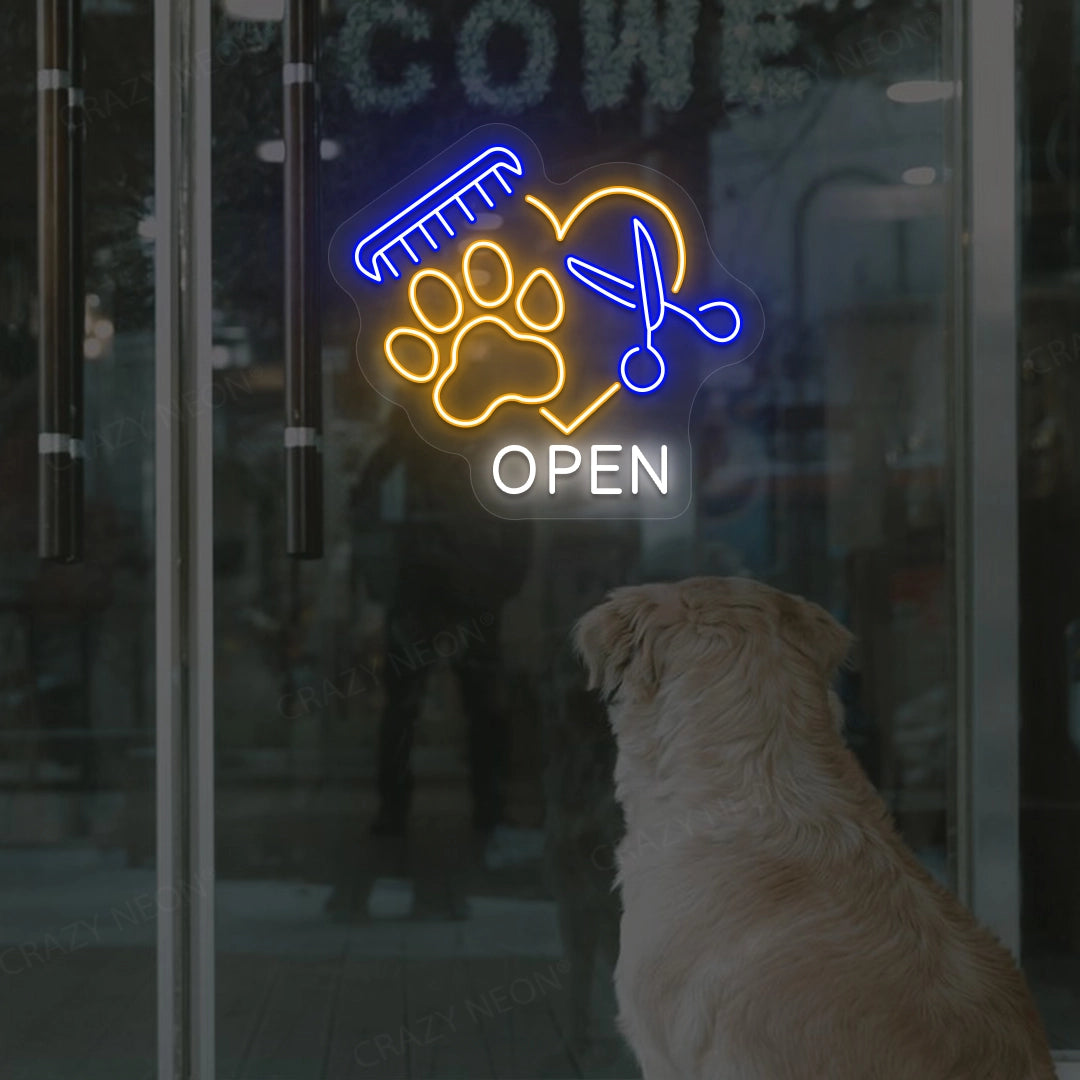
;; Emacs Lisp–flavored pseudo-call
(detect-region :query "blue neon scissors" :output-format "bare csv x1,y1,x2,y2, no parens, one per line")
566,218,741,394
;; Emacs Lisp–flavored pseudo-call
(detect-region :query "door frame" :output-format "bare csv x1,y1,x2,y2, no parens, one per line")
955,0,1021,951
947,0,1077,1067
154,0,215,1076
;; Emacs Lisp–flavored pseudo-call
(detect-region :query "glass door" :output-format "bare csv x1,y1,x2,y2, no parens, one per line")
209,0,961,1075
13,0,1079,1077
1018,0,1080,1061
0,2,157,1077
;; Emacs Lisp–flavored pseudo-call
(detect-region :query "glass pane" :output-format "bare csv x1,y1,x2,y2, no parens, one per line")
1018,0,1080,1052
0,3,156,1077
212,1,955,1075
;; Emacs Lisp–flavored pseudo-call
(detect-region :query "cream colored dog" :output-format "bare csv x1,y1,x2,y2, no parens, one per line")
574,577,1057,1080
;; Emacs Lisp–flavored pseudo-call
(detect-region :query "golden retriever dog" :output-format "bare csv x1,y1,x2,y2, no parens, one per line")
574,577,1057,1080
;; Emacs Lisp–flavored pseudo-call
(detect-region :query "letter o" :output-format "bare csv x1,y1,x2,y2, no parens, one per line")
432,631,457,658
509,976,537,1005
879,29,903,55
456,0,557,114
492,445,536,494
156,887,180,913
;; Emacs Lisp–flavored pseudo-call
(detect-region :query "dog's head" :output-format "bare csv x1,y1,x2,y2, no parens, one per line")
573,577,853,748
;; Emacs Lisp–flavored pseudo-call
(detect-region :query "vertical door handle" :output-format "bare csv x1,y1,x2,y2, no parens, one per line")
37,0,83,562
67,0,83,560
283,0,323,558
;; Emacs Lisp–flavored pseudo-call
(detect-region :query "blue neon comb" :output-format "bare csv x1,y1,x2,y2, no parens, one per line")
353,146,523,284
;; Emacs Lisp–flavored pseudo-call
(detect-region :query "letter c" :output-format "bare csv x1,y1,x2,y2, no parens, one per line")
278,693,304,720
0,948,23,975
1026,346,1052,376
338,0,434,114
354,1041,379,1067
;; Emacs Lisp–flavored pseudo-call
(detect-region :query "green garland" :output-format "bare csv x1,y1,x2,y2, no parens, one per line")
338,0,435,114
583,0,701,111
457,0,559,113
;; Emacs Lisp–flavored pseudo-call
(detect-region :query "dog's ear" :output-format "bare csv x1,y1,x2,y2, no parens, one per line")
779,594,854,679
573,588,662,701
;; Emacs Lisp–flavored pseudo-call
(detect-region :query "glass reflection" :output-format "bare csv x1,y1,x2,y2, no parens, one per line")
213,1,955,1075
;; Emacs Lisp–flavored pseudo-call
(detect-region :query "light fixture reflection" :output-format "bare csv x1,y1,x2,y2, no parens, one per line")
470,212,504,231
886,80,956,104
901,166,937,186
222,0,283,20
256,140,286,163
256,139,343,163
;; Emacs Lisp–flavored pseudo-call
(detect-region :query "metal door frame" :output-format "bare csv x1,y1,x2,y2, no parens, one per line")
956,0,1021,948
953,0,1077,1067
154,0,215,1076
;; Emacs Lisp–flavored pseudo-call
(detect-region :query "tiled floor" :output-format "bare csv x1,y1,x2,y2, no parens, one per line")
3,840,1077,1077
2,943,635,1080
0,847,637,1080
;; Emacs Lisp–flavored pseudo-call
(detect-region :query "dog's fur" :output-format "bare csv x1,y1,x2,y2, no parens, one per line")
574,577,1057,1080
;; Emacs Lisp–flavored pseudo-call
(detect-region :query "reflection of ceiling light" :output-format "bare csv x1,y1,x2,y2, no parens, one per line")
212,345,231,369
137,216,155,240
85,0,139,12
818,183,944,222
93,318,115,340
84,337,103,359
902,166,937,186
222,0,283,19
256,140,285,163
256,139,343,162
886,80,956,104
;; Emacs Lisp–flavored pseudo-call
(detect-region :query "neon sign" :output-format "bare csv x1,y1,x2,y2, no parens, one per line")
352,147,524,282
329,124,764,519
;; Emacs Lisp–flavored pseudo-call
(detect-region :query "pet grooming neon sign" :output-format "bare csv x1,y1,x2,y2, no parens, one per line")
329,125,763,519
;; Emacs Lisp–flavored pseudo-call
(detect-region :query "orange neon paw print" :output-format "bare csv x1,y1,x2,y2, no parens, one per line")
383,241,567,429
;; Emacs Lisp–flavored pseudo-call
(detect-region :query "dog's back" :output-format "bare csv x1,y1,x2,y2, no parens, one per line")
575,577,1058,1080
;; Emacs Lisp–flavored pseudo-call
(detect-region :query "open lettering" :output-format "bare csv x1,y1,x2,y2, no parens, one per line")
492,443,668,496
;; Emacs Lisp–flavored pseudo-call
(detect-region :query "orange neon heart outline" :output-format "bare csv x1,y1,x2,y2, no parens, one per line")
524,186,689,435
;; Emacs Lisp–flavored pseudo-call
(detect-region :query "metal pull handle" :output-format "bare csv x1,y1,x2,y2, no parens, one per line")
37,0,83,562
67,0,83,560
283,0,323,558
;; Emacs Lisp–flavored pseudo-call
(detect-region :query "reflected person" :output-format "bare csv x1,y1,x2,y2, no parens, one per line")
352,408,533,836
